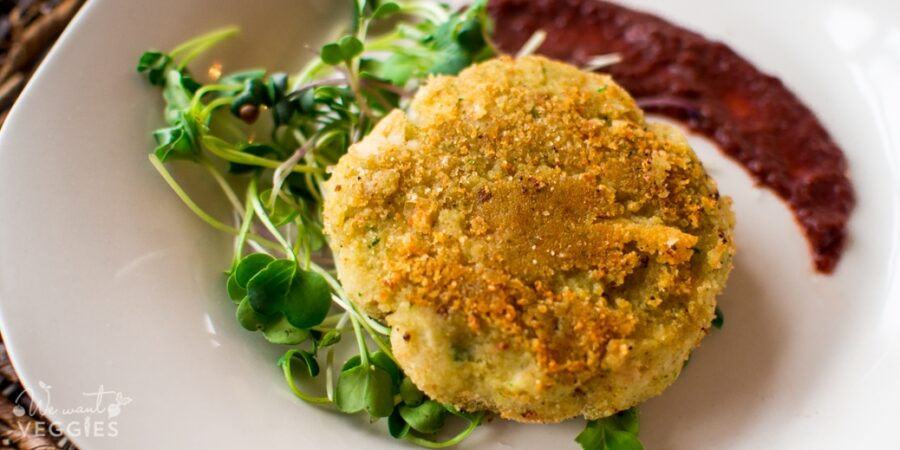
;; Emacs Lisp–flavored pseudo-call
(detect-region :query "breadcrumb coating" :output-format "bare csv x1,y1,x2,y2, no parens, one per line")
323,55,734,423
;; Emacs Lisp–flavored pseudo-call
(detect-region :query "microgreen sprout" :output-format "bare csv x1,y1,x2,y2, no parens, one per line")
139,0,493,447
141,1,648,447
576,408,644,450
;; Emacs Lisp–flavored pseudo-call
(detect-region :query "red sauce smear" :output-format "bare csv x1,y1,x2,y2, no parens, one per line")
489,0,855,273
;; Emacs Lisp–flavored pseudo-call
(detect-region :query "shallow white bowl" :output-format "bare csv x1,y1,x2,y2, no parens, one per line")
0,0,898,448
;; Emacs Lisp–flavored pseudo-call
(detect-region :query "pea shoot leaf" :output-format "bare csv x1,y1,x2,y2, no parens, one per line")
372,2,400,19
421,0,492,76
576,422,609,450
363,367,395,418
334,364,367,413
162,70,194,125
246,259,295,315
229,77,272,119
152,114,200,162
236,297,278,331
296,350,320,377
342,355,362,372
261,316,309,345
456,16,487,53
609,408,640,435
388,408,411,438
259,188,299,227
400,377,424,406
312,328,342,350
361,54,424,88
335,362,394,418
152,64,203,164
339,36,365,61
266,72,289,103
266,72,296,126
229,143,278,174
233,253,275,288
399,400,447,434
371,351,401,387
427,51,471,77
322,35,366,66
576,409,643,450
136,51,171,86
278,349,320,377
343,353,400,388
282,269,331,329
226,273,246,303
321,44,346,66
178,71,202,94
219,69,266,86
360,0,495,87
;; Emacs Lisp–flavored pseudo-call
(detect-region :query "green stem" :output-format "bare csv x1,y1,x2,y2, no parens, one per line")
292,216,306,266
248,177,295,259
310,262,346,297
397,0,449,23
202,135,323,174
190,83,242,112
350,315,369,366
403,412,484,448
171,26,239,57
197,154,243,214
365,324,394,361
281,351,330,404
294,57,327,87
311,262,392,339
380,45,435,59
303,227,313,269
305,172,322,203
232,188,257,266
270,137,314,209
325,346,336,401
343,64,375,120
149,154,283,253
149,154,239,234
200,96,236,119
300,143,323,204
328,292,395,362
364,29,403,49
396,23,429,42
173,26,240,69
315,127,347,151
313,153,334,168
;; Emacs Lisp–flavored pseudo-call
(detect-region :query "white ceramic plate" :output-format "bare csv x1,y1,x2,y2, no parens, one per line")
0,0,898,448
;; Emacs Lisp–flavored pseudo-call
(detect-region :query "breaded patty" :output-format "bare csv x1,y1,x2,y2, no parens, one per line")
323,55,734,423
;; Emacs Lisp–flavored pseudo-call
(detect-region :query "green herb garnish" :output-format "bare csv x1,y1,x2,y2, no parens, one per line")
576,408,644,450
140,1,652,447
139,0,493,447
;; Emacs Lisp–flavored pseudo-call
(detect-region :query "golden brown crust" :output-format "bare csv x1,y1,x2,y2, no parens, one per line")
323,56,735,423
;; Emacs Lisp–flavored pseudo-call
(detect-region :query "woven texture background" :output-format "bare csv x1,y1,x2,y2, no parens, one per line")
0,0,84,448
